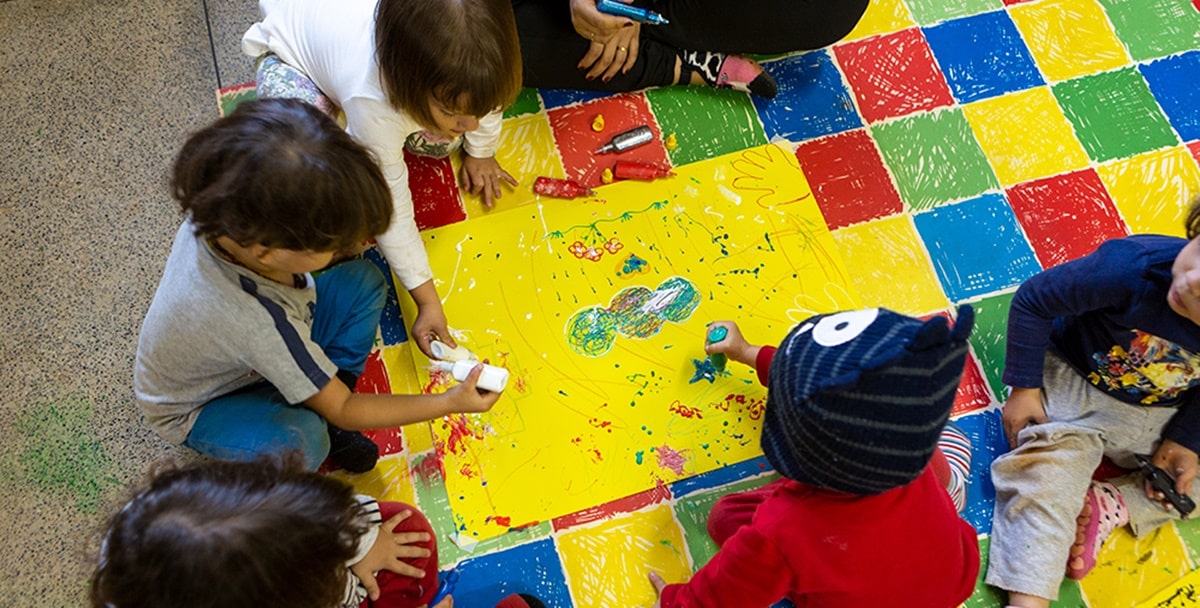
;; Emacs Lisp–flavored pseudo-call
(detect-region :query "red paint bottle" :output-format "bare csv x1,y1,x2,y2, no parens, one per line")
613,160,674,181
534,176,594,199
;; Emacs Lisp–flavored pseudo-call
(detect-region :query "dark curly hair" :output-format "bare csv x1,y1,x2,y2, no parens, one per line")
90,455,368,608
172,98,392,252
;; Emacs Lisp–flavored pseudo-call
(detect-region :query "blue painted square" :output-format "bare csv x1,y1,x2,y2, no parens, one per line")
1140,50,1200,143
951,408,1009,535
924,11,1044,104
752,50,862,143
670,456,772,498
445,538,572,608
912,193,1042,302
363,247,408,345
538,87,612,110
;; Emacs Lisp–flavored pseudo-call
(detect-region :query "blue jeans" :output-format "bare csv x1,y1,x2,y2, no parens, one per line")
184,260,386,470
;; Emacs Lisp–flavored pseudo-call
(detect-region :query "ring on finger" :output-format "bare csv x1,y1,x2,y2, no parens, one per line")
618,46,627,53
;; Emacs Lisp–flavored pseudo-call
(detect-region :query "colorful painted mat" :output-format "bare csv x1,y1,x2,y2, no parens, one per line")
219,0,1200,605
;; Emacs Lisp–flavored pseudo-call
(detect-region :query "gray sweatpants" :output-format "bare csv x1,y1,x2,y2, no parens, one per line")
985,353,1198,600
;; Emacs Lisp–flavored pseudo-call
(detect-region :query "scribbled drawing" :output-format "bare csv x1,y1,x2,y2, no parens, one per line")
729,143,815,208
565,277,701,356
615,253,650,278
403,144,858,541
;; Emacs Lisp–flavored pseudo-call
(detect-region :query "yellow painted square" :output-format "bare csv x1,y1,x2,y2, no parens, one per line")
1080,524,1191,607
557,504,693,608
330,452,417,505
403,144,859,541
454,112,565,218
832,215,950,315
842,0,915,42
1096,147,1200,237
378,342,436,454
1136,566,1200,607
1009,0,1130,83
962,87,1090,187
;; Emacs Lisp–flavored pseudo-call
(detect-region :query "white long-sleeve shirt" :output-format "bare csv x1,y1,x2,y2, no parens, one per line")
243,0,502,290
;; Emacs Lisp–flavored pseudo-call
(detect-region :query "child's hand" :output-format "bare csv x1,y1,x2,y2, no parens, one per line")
704,321,758,367
1146,439,1199,512
1001,388,1047,449
443,364,503,414
350,510,433,601
460,155,518,209
647,571,668,608
411,299,453,360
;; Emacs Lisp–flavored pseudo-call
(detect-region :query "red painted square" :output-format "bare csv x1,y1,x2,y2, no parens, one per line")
550,483,672,532
952,354,993,416
405,150,466,231
1189,141,1200,166
834,28,955,124
793,128,903,229
1006,169,1129,269
547,94,670,188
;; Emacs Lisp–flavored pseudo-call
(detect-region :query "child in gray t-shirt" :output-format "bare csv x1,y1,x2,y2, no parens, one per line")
134,99,501,472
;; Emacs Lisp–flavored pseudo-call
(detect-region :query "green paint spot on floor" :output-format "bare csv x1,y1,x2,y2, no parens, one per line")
10,399,118,514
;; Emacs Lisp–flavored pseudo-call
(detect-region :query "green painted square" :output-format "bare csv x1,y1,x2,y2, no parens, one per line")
504,87,542,119
966,537,1086,607
644,85,768,167
1097,0,1200,62
410,452,552,565
871,108,999,211
672,475,777,571
904,0,1002,26
218,86,258,117
1173,518,1200,565
966,290,1015,401
1052,67,1178,164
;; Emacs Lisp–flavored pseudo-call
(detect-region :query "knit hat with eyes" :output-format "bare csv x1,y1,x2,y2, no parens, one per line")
761,305,974,495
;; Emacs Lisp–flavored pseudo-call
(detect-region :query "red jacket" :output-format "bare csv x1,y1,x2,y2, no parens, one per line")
659,346,980,608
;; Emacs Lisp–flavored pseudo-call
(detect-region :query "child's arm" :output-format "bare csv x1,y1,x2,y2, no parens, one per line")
461,110,517,209
1001,387,1048,449
305,364,500,430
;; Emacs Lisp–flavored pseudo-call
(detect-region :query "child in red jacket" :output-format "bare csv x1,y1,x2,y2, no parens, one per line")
649,307,981,608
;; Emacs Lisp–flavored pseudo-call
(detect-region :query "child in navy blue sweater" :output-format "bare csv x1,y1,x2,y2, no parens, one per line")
988,200,1200,608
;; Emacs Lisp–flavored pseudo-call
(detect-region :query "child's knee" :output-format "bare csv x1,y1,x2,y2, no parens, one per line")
275,409,331,470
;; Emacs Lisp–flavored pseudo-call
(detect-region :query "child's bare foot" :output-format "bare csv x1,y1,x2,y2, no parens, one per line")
1065,481,1128,580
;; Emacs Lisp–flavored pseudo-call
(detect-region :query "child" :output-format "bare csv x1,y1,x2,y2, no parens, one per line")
242,0,524,359
648,307,980,607
91,456,545,608
511,0,868,96
134,98,501,473
987,201,1200,608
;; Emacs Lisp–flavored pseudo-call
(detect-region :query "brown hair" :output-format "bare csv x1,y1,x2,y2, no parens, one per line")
90,455,368,608
374,0,522,128
1187,195,1200,240
172,98,393,252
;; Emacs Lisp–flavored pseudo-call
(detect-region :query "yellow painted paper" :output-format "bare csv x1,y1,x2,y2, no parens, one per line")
1082,525,1192,607
1136,566,1200,608
332,453,417,505
962,87,1090,187
1097,147,1200,237
401,143,858,540
832,215,949,316
1009,0,1130,83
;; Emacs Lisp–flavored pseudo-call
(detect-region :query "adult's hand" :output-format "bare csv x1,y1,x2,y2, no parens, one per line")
578,24,640,82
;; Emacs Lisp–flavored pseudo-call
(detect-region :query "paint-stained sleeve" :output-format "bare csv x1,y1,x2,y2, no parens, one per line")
658,525,793,608
756,346,776,387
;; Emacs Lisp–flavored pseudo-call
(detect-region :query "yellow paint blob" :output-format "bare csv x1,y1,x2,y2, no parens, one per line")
591,114,605,132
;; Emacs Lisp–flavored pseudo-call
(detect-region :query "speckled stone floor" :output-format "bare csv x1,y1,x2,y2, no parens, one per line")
0,1,256,605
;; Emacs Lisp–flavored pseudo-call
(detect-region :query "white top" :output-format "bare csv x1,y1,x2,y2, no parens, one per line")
243,0,503,290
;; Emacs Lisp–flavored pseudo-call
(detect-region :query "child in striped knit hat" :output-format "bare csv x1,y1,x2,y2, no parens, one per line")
647,307,980,608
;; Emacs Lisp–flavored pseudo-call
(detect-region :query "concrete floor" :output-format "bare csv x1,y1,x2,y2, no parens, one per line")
0,1,256,604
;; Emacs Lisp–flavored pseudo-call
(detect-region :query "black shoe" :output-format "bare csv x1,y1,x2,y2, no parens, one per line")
327,425,379,473
519,595,546,608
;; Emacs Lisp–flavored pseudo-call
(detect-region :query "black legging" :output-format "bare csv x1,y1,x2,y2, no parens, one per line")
513,0,870,91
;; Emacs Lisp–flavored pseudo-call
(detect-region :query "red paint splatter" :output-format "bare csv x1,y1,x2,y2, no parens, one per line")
423,367,452,394
487,515,512,527
552,484,671,531
669,400,703,419
411,453,445,484
441,414,484,456
744,396,767,421
590,449,604,463
459,463,477,479
588,417,614,431
355,349,392,394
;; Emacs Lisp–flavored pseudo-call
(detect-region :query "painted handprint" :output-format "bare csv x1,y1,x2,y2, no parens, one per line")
730,142,815,209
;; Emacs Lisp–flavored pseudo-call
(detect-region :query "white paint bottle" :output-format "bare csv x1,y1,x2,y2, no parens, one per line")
430,360,510,393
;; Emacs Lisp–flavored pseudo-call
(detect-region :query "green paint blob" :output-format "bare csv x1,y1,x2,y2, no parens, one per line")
11,399,118,514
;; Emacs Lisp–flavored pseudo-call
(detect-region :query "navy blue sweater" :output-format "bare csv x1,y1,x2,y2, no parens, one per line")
1004,235,1200,454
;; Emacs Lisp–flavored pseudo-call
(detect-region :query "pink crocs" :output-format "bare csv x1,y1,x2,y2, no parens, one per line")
1065,481,1128,580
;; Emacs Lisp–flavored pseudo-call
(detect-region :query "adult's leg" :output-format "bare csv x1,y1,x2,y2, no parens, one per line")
184,383,331,470
513,0,677,90
645,0,870,54
312,259,387,376
372,502,440,608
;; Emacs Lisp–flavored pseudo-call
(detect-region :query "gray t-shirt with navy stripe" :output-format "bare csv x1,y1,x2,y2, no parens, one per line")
134,221,337,444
